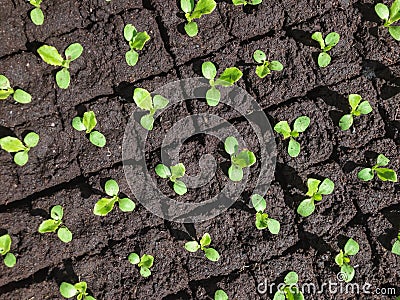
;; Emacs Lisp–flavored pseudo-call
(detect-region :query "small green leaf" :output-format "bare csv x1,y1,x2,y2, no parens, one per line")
335,251,344,266
139,254,154,268
58,227,72,243
349,94,362,111
38,45,64,67
202,61,217,80
389,0,400,22
228,164,243,181
357,168,374,181
173,180,187,195
0,234,12,255
184,21,198,37
274,121,291,139
125,50,139,66
318,178,334,195
56,68,70,89
204,247,220,261
93,198,116,216
200,233,211,248
140,114,155,131
0,88,14,100
72,117,86,131
233,150,256,168
224,136,238,155
155,164,171,178
311,32,325,49
233,0,248,4
60,282,78,298
24,132,39,148
392,240,400,255
128,252,140,264
206,87,221,106
51,205,64,220
344,238,359,256
306,178,321,196
14,151,29,166
65,43,83,62
131,32,150,50
284,271,298,285
341,264,355,282
181,0,194,13
389,26,400,41
140,267,152,278
375,168,398,182
293,116,310,133
266,218,280,235
376,154,390,167
38,219,60,233
153,95,169,110
13,89,32,104
297,198,315,217
118,198,136,212
375,3,390,20
89,131,106,147
0,75,11,89
4,252,16,268
255,64,270,78
255,212,268,230
191,0,217,19
269,61,284,71
357,101,372,115
74,282,87,294
339,114,353,131
216,67,242,87
288,138,300,157
325,32,340,48
214,289,228,300
318,52,331,68
171,163,186,179
253,50,266,64
133,88,153,111
251,194,266,212
273,292,286,300
124,24,137,42
104,179,119,196
185,241,200,252
0,137,26,152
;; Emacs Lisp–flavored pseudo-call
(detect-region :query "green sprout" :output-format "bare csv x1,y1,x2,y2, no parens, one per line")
311,31,340,68
357,154,398,182
273,271,304,300
155,163,187,195
0,234,17,268
297,178,334,217
181,0,217,37
392,231,400,256
128,253,154,278
0,74,31,104
214,289,228,300
133,87,169,130
38,205,72,243
202,61,243,106
123,24,150,67
232,0,262,5
29,0,44,25
274,116,310,158
93,179,135,216
251,194,280,234
184,233,220,262
72,111,106,148
375,0,400,41
60,281,96,300
0,132,39,166
253,50,283,78
335,238,359,282
339,94,372,131
224,136,256,182
37,43,83,89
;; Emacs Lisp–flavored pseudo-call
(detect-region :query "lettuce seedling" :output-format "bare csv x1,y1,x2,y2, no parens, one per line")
339,94,372,131
38,205,72,243
375,0,400,41
214,290,228,300
38,43,83,89
273,271,304,300
297,178,334,217
123,24,150,66
357,154,398,182
72,111,106,148
335,238,359,283
0,74,31,104
155,163,187,195
311,32,340,68
392,231,400,256
224,136,256,182
0,132,39,166
60,281,96,300
184,233,220,261
274,116,310,158
128,253,154,278
181,0,217,37
232,0,262,5
93,179,135,216
0,234,16,268
253,50,283,78
202,61,243,106
251,194,280,234
133,87,169,130
29,0,44,25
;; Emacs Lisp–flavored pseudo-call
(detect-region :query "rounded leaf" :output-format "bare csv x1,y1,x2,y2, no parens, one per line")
65,43,83,61
233,150,256,168
14,151,29,166
375,3,390,20
392,240,400,255
318,178,334,195
255,212,268,230
206,86,221,106
224,136,238,155
13,89,32,104
348,94,362,110
344,238,359,256
60,282,78,298
204,247,220,261
89,131,106,147
325,32,340,47
181,0,194,13
184,21,198,37
104,179,119,196
133,88,152,111
253,50,266,63
93,198,115,216
284,271,298,285
30,7,44,25
214,290,228,300
118,198,136,212
72,117,86,131
51,205,64,220
38,45,64,66
266,218,280,235
357,168,374,181
251,194,266,212
185,241,200,252
200,233,211,248
24,132,39,148
83,111,97,132
375,168,397,182
56,68,71,89
155,164,171,178
0,75,11,89
139,254,154,268
297,199,315,217
140,267,151,278
124,24,137,41
306,178,321,196
202,61,217,80
153,94,169,110
228,164,243,182
173,180,187,195
255,64,270,78
318,52,331,68
288,138,300,157
125,50,139,66
293,116,310,133
171,163,186,178
38,219,60,233
274,121,291,139
269,60,284,71
128,252,140,265
376,154,389,167
389,26,400,41
357,101,372,115
0,137,26,152
4,252,16,268
58,227,72,243
335,251,344,266
216,67,243,87
339,114,353,131
130,32,150,50
0,234,12,255
273,292,286,300
140,114,154,131
311,32,325,49
341,264,355,282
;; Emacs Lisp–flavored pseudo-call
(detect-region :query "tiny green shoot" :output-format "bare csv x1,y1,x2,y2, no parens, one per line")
273,271,304,300
29,0,44,25
253,50,283,78
133,87,169,130
184,233,220,261
0,234,17,268
202,61,243,106
72,111,106,147
311,32,340,68
123,24,150,66
38,205,72,243
0,132,39,166
181,0,217,37
392,231,400,256
155,163,187,195
357,154,398,182
93,179,135,216
38,43,83,89
214,289,229,300
60,281,96,300
339,94,372,131
297,178,334,217
224,136,256,182
251,194,280,234
335,238,359,283
0,74,31,104
375,0,400,41
128,253,154,278
232,0,262,5
274,116,310,158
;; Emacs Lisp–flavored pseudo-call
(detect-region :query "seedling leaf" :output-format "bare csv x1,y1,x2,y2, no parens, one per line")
181,0,195,13
339,114,353,131
30,7,44,25
14,151,29,166
65,43,83,61
72,117,86,131
274,121,291,139
24,132,40,148
215,290,228,300
392,240,400,255
128,252,141,264
215,67,242,86
253,50,266,63
204,247,220,261
56,68,71,89
173,180,187,195
191,0,217,19
202,61,217,80
375,3,390,20
155,164,171,178
60,282,78,298
124,24,137,42
200,233,211,248
311,32,325,49
13,89,32,104
288,138,300,157
38,219,60,233
131,32,151,50
228,164,243,181
126,50,139,66
389,26,400,41
344,238,359,256
38,45,64,66
266,218,280,235
58,227,72,243
153,95,169,110
297,199,315,217
293,116,310,133
269,61,284,71
140,267,151,278
51,205,64,220
4,253,16,268
185,241,200,252
118,198,136,212
284,272,298,285
206,87,221,106
105,179,119,196
184,22,198,37
0,137,26,152
325,32,340,47
0,234,12,255
89,131,106,147
358,168,374,181
133,88,152,111
376,168,397,182
224,136,238,155
376,154,389,167
251,194,266,212
93,198,116,216
318,178,334,195
140,114,154,131
318,52,331,68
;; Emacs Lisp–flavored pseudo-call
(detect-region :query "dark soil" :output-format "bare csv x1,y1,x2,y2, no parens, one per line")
0,0,399,299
